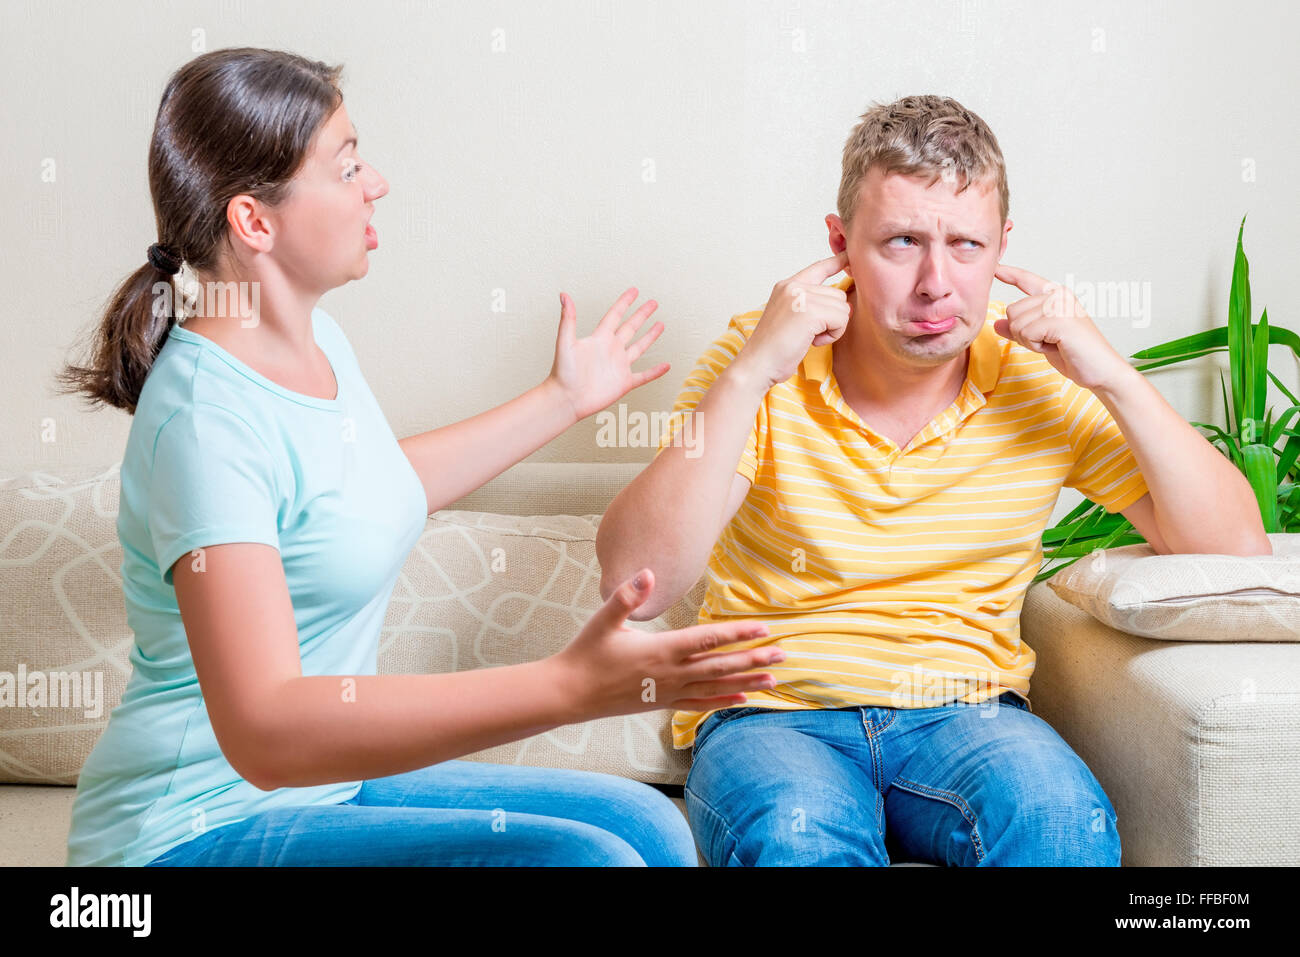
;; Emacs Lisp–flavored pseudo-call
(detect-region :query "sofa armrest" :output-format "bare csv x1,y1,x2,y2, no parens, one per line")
1019,580,1300,865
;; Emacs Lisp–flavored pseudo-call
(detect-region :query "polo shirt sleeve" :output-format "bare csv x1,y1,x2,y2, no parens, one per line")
653,313,764,483
1059,377,1150,514
147,403,282,586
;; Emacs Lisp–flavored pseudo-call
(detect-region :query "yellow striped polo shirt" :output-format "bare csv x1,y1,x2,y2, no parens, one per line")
654,274,1150,750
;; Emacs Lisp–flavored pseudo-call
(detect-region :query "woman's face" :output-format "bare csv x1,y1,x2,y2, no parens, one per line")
261,103,389,290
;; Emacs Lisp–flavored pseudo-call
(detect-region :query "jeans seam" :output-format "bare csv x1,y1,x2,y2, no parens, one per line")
892,776,986,862
858,709,893,838
683,783,745,867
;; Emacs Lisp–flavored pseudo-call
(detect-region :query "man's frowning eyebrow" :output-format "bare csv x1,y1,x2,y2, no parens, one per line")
334,126,359,156
874,220,992,244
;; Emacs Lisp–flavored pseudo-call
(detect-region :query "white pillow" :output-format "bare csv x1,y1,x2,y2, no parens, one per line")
1045,533,1300,640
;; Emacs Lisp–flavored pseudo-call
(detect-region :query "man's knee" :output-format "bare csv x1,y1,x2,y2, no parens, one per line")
981,777,1121,866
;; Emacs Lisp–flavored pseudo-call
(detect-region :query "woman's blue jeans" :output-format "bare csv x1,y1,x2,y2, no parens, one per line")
685,691,1121,866
144,759,697,866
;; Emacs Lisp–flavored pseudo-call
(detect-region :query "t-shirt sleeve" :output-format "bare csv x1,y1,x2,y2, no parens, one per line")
1059,376,1150,514
148,403,282,586
653,313,764,484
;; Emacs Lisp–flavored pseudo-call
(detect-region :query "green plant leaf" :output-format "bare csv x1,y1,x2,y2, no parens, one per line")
1267,405,1300,446
1281,483,1300,528
1218,370,1240,466
1228,214,1250,433
1242,443,1279,533
1250,307,1270,424
1130,324,1300,364
1277,419,1300,484
1130,326,1231,358
1131,349,1223,374
1267,369,1300,408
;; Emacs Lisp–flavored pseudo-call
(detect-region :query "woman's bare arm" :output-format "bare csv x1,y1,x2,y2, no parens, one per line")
172,543,782,791
398,377,577,516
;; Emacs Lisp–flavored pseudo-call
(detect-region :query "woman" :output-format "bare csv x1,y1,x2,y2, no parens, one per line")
55,47,783,867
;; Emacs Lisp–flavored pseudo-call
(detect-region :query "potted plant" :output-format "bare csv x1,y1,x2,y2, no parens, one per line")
1035,215,1300,584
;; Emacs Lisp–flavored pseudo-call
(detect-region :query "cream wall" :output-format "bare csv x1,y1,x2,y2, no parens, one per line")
4,0,1298,523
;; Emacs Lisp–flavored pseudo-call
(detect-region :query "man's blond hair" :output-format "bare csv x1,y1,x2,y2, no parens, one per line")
837,94,1009,231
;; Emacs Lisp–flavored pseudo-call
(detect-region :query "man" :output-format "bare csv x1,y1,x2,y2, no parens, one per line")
595,94,1271,866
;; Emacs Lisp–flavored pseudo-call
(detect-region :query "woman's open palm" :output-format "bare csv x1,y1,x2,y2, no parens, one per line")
549,287,670,421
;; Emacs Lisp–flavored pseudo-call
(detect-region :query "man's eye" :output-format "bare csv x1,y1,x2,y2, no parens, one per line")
889,236,981,249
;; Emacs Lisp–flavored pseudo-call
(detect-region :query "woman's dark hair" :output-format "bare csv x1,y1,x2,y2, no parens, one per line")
55,47,344,414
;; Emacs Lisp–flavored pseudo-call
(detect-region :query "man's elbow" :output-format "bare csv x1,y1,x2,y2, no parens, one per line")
1225,534,1273,557
1165,534,1273,557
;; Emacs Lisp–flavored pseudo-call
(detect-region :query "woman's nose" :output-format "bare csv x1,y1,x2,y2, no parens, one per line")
364,165,389,201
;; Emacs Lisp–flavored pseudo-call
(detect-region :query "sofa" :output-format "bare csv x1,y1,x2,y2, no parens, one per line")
2,460,1297,866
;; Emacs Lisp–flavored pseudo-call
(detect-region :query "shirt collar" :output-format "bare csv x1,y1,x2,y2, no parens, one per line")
799,275,1003,395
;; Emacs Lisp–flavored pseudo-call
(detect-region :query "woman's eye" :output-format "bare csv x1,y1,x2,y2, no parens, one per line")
342,160,363,183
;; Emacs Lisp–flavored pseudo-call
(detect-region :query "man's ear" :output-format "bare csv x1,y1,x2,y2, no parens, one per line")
997,217,1013,261
825,213,851,274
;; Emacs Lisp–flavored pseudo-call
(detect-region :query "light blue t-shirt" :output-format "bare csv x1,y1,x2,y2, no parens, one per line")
65,308,429,866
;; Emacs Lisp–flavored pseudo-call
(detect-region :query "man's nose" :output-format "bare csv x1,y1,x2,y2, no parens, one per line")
915,244,953,300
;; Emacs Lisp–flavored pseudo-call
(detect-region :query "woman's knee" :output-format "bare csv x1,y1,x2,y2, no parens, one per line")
542,818,649,866
567,771,697,866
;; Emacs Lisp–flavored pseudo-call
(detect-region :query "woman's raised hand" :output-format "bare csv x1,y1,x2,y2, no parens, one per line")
549,567,786,722
547,287,671,421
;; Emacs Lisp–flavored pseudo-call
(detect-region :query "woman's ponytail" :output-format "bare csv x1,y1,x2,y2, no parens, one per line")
55,256,182,415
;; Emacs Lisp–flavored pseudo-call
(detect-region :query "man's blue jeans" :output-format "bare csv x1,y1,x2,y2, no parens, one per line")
685,691,1120,866
144,759,697,866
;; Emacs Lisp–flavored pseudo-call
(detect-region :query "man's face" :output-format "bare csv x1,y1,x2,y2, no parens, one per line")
828,165,1011,370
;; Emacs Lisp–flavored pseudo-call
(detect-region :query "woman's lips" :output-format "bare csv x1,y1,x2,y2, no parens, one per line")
912,316,956,333
364,223,378,250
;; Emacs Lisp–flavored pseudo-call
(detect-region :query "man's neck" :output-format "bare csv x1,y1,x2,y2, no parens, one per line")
831,322,970,418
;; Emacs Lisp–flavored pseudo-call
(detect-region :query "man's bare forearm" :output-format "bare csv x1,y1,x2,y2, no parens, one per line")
597,361,769,620
1093,364,1271,555
247,660,577,790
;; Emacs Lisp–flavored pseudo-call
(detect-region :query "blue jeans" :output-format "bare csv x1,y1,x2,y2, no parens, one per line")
685,691,1120,866
144,759,697,866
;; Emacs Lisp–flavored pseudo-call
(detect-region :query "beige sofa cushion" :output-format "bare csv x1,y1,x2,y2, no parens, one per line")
0,465,706,786
1046,532,1300,641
